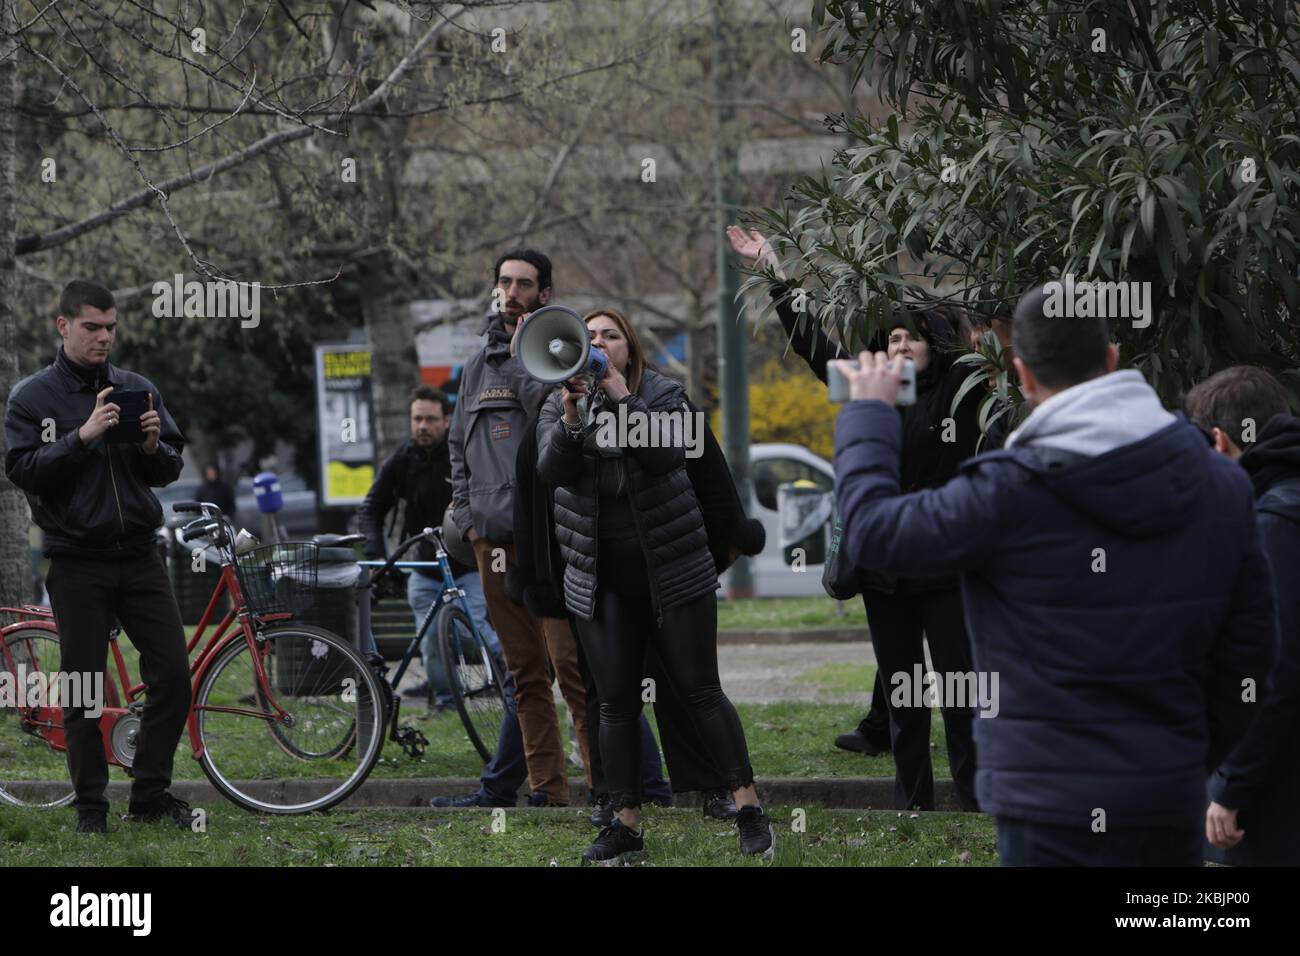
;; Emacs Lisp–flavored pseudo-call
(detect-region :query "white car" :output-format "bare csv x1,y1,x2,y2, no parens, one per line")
722,443,835,598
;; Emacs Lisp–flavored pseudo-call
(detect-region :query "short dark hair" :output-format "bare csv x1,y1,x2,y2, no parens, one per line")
59,280,115,320
1183,366,1291,448
410,385,451,415
493,249,552,292
1010,285,1110,389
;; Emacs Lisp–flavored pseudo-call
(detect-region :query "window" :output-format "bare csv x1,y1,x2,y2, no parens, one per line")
751,458,833,511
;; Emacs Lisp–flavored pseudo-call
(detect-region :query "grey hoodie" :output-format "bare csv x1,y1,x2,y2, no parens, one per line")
1006,369,1176,458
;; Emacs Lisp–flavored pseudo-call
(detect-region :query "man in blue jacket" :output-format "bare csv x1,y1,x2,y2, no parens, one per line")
1185,366,1300,865
833,284,1276,866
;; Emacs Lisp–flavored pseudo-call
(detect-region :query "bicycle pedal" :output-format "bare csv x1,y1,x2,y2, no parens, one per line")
127,701,146,717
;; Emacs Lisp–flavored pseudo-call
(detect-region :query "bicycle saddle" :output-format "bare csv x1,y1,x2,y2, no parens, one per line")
313,533,364,547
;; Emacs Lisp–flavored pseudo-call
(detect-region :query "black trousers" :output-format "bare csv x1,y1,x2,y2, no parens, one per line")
862,586,979,811
46,551,191,812
574,588,753,811
580,634,725,797
858,670,892,746
997,817,1203,867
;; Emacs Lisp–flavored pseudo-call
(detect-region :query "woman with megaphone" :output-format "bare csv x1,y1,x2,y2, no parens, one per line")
535,308,774,865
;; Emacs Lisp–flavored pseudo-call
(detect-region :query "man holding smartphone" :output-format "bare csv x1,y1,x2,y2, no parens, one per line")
4,280,195,834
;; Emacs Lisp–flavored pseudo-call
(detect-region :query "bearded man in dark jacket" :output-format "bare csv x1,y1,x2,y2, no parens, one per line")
358,385,500,707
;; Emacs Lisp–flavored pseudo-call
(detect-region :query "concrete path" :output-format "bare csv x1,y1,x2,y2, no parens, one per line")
716,640,875,705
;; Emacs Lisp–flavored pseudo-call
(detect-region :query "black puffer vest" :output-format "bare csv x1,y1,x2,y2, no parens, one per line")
535,369,718,622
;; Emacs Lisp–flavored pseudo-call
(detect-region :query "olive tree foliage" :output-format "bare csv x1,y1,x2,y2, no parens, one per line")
743,0,1300,417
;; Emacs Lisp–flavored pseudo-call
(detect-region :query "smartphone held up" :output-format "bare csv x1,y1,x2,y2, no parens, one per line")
827,357,917,405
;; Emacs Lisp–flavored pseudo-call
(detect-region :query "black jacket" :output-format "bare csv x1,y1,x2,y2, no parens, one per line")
195,478,236,520
511,395,764,618
536,369,718,622
771,284,982,592
357,437,472,577
5,348,185,558
1207,414,1300,865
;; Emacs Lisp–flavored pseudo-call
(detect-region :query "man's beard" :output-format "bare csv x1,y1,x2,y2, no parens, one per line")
505,295,541,325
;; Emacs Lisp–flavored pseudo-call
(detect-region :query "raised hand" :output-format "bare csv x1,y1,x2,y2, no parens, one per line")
140,392,161,455
78,387,120,444
726,224,769,262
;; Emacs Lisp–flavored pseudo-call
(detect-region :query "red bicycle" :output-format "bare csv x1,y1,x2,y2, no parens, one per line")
0,502,385,814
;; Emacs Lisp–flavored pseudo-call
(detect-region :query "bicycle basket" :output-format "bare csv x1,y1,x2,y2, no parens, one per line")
234,542,319,617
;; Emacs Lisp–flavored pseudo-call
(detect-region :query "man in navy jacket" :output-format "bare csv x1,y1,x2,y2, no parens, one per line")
832,285,1276,866
1185,366,1300,865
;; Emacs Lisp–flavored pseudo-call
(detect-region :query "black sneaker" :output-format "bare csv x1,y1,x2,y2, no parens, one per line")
75,809,108,835
590,793,614,829
429,791,516,808
128,792,198,830
581,820,645,865
834,725,891,756
401,680,432,699
702,789,738,820
736,805,774,858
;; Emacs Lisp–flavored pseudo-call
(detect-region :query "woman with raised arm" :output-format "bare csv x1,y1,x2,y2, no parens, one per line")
727,225,983,814
536,307,774,865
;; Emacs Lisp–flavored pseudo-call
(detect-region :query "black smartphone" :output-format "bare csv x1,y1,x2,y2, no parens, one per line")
103,389,149,444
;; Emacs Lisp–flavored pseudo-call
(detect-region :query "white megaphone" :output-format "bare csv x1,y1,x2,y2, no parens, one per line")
516,305,609,383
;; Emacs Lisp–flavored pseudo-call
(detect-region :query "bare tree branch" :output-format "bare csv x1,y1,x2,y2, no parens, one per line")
15,7,463,256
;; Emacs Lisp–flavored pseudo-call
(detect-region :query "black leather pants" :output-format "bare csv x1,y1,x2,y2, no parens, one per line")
574,588,754,811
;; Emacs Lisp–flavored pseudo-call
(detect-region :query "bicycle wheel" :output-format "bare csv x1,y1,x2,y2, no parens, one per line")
257,657,394,761
0,628,76,809
195,624,384,813
437,605,508,763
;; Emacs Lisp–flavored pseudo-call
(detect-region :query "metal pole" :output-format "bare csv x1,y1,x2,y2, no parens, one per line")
712,0,753,598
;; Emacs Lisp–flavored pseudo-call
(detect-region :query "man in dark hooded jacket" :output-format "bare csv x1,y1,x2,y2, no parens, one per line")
834,284,1276,866
1185,365,1300,865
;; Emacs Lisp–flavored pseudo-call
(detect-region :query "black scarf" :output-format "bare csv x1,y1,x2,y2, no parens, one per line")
1240,414,1300,498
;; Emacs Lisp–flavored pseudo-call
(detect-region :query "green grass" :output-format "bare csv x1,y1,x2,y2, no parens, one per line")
0,802,998,867
3,698,949,784
717,597,868,631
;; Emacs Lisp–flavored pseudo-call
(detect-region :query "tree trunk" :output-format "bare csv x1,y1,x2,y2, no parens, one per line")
686,291,708,405
360,253,418,460
0,0,32,608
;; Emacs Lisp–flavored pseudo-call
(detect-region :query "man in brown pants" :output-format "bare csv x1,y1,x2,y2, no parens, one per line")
448,249,590,805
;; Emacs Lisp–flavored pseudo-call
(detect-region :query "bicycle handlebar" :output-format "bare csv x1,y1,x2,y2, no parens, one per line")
181,520,219,543
364,527,444,590
172,500,225,516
